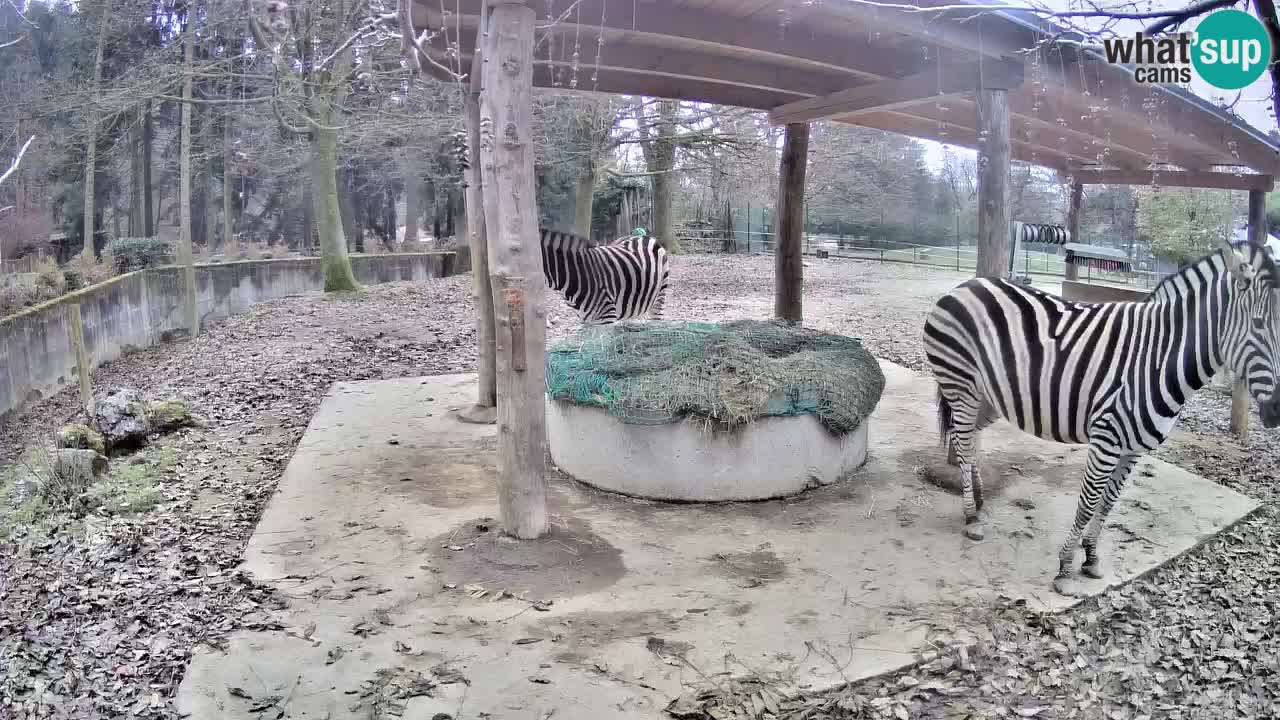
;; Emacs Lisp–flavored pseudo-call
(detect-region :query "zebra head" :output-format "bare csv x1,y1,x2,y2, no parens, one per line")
1221,239,1280,428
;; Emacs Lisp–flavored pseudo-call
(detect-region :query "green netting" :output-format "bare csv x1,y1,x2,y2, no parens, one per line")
545,319,886,435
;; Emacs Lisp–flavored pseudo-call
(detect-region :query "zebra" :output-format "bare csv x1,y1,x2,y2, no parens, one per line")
923,238,1280,596
539,228,671,325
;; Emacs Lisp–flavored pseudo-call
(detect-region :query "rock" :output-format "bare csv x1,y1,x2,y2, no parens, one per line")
92,387,151,452
55,423,106,455
50,449,109,495
147,399,199,433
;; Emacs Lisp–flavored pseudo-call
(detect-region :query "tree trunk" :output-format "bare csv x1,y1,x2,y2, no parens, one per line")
480,1,547,539
82,0,111,257
640,99,681,253
975,88,1011,278
203,110,217,253
463,86,497,415
223,113,234,247
402,169,421,245
143,101,154,237
312,126,360,291
573,161,594,235
302,174,314,253
774,122,808,323
179,16,199,336
129,110,144,236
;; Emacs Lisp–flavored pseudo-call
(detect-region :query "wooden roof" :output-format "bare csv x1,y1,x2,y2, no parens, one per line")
416,0,1280,180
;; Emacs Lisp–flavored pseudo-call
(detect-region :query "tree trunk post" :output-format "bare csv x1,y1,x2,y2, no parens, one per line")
774,122,808,323
66,303,92,415
223,115,234,247
975,86,1011,279
1232,188,1269,441
179,16,200,336
458,1,498,423
574,161,595,236
1064,180,1082,281
480,0,548,539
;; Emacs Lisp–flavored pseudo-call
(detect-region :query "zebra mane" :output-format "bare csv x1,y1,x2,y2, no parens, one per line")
539,228,597,252
1145,241,1276,303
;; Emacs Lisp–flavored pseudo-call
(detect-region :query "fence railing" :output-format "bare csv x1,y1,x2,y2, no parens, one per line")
0,256,46,275
673,228,1163,290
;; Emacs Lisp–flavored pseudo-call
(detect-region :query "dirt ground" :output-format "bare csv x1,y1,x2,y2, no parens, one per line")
2,254,1278,719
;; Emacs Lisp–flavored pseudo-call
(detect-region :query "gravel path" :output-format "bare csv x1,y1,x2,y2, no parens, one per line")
2,254,1278,719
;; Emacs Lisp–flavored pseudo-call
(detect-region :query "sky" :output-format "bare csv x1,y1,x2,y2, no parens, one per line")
918,0,1278,170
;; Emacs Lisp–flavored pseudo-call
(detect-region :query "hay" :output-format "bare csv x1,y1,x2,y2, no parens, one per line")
545,319,885,435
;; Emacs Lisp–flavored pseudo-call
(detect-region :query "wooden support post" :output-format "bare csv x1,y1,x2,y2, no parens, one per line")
479,0,548,540
459,1,498,425
774,122,808,323
975,85,1011,279
1231,188,1268,441
1064,181,1082,282
66,304,92,415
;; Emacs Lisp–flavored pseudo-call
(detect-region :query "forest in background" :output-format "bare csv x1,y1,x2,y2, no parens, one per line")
0,0,1275,304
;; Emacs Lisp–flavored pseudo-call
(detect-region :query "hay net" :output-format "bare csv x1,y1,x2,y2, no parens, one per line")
545,319,885,435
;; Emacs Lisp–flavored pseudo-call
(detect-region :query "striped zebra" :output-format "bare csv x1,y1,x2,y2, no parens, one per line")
923,239,1280,596
540,228,671,325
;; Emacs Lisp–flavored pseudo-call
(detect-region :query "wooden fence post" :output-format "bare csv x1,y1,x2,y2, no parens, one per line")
479,0,548,539
1064,181,1082,281
66,303,92,415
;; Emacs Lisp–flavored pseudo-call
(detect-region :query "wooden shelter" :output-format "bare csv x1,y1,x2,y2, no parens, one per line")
416,0,1280,537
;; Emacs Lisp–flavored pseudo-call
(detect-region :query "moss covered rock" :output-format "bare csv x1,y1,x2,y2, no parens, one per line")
147,399,199,433
56,423,106,455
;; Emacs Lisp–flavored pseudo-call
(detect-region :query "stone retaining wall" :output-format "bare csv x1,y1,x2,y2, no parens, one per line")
0,253,460,417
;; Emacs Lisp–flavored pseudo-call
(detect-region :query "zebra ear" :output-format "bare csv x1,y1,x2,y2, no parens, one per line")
1221,239,1251,280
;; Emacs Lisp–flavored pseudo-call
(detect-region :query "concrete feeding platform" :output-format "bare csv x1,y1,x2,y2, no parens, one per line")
546,398,870,502
176,362,1259,720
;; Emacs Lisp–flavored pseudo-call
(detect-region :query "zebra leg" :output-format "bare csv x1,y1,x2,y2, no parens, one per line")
970,403,998,512
1080,454,1138,580
1053,444,1120,596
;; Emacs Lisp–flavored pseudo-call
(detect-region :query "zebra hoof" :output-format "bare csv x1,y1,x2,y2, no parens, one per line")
1052,574,1090,598
1081,563,1103,580
963,521,985,541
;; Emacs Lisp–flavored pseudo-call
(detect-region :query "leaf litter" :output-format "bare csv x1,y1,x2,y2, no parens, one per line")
0,260,1277,719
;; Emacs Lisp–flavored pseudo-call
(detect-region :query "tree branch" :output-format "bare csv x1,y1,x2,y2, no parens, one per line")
1145,0,1242,34
0,134,35,188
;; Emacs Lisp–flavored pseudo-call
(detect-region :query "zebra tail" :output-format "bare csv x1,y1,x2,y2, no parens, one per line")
935,384,953,450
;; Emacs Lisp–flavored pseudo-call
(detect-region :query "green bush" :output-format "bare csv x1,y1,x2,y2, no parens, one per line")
108,237,173,273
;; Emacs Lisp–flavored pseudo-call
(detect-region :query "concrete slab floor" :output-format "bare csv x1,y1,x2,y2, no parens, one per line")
177,363,1259,720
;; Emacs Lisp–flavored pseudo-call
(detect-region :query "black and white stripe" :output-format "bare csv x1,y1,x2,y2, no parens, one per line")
540,229,671,325
923,239,1280,596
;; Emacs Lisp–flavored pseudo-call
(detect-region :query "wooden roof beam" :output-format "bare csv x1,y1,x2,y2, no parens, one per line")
840,110,1079,171
416,0,933,82
768,60,1023,126
445,33,862,99
1071,169,1275,191
820,1,1025,60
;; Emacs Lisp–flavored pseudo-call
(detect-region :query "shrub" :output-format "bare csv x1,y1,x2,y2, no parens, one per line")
34,257,66,295
108,237,173,272
64,253,117,289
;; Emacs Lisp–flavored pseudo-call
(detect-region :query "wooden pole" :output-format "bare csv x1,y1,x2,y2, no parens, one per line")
774,122,808,323
1231,188,1269,441
975,86,1011,278
66,304,92,415
460,0,498,424
1064,181,1082,281
479,0,548,539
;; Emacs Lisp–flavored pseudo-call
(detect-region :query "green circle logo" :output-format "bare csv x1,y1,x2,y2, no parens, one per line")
1192,9,1272,90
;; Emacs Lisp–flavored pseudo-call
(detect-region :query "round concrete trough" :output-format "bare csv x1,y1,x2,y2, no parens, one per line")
546,397,870,502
